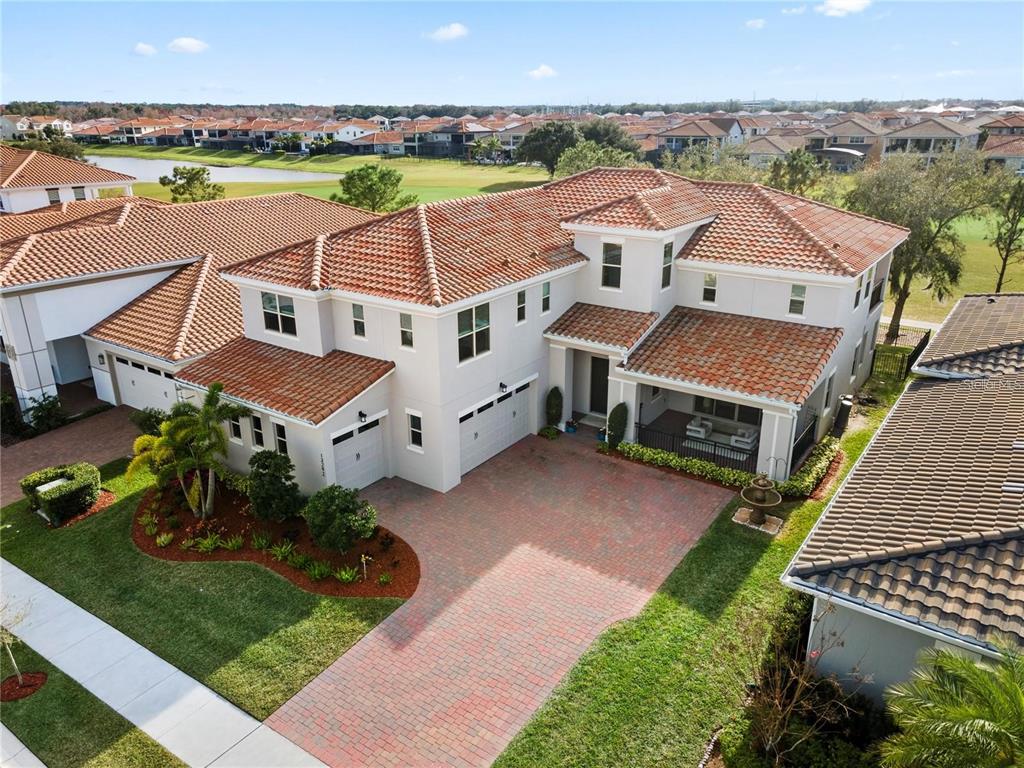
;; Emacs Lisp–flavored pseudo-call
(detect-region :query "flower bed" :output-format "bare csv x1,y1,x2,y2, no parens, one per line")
132,483,419,598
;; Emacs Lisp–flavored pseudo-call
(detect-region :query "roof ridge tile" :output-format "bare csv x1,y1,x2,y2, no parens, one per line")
172,253,214,361
310,234,326,291
0,234,39,284
416,204,443,307
2,150,37,188
754,185,854,276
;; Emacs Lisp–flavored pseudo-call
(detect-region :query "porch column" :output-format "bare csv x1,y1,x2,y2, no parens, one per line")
0,294,57,412
756,411,795,481
547,343,574,426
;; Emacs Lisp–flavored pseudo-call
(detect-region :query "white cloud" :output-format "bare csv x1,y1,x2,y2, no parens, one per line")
745,18,767,29
133,42,156,56
781,5,807,14
950,39,960,47
167,37,209,54
935,69,975,78
814,0,871,17
425,22,468,42
527,64,557,80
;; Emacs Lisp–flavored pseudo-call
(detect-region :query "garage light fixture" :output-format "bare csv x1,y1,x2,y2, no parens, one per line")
97,353,106,365
358,410,367,423
499,382,508,393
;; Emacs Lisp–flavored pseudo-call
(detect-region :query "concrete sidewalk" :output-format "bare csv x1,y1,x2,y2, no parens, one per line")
0,560,322,768
1,725,45,767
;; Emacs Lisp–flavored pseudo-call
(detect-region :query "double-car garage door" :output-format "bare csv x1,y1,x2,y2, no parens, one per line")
332,418,386,490
459,382,532,476
113,355,175,410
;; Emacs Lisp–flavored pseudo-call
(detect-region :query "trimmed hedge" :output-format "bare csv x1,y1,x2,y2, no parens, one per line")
616,434,840,498
20,462,101,525
607,402,628,449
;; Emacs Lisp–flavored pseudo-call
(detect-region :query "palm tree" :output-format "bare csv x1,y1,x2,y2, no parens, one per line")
128,384,246,519
881,644,1024,768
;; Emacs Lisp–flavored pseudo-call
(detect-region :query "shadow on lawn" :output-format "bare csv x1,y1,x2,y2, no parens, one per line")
479,180,547,194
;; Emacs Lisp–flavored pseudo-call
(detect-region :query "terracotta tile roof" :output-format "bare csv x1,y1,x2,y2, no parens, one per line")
0,145,135,189
680,181,909,276
564,177,717,231
916,293,1024,377
622,306,842,405
983,115,1024,129
788,374,1024,648
0,197,166,241
0,193,374,291
885,117,979,138
349,131,404,145
83,196,375,362
826,117,885,136
984,135,1024,157
176,337,394,424
746,136,798,155
545,302,659,350
657,120,727,138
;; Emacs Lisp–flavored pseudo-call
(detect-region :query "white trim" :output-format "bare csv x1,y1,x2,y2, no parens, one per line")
457,372,538,418
561,216,715,240
329,408,389,442
0,257,202,295
680,255,892,287
83,336,190,370
405,407,424,453
613,365,800,413
543,334,625,356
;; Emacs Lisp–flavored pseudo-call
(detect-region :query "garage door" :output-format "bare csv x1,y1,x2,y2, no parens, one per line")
459,382,532,476
113,356,174,411
333,418,386,490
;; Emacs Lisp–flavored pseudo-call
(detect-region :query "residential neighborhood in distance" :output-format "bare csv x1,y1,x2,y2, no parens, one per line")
1,2,1022,768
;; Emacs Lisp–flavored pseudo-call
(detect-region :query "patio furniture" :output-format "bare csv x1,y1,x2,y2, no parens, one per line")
730,426,759,450
686,416,713,439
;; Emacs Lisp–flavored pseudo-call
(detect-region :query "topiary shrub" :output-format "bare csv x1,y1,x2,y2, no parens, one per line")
606,402,628,449
19,462,100,525
302,485,378,553
129,407,168,437
248,450,303,522
545,386,563,427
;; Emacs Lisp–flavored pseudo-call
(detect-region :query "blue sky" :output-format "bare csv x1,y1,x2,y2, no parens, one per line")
3,2,1021,105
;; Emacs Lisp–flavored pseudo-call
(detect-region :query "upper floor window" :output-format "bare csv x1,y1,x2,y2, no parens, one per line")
399,312,414,347
601,243,622,289
788,284,806,316
457,303,490,362
661,243,673,289
261,292,296,336
352,304,365,337
274,422,288,455
516,290,527,323
45,188,60,205
702,273,718,303
864,266,874,299
72,186,86,201
251,415,265,448
849,135,866,144
228,416,242,443
541,281,551,313
854,275,863,308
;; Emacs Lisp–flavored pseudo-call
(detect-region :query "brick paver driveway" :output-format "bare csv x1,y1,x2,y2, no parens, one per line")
1,406,139,505
269,434,733,768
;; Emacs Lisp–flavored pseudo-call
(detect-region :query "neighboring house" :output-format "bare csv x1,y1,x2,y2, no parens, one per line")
981,115,1024,136
344,131,406,155
983,135,1024,175
156,168,907,496
0,115,27,140
783,293,1024,701
745,135,798,168
656,120,731,153
0,145,135,213
881,117,981,161
111,118,184,145
0,194,376,414
28,116,73,135
815,118,885,171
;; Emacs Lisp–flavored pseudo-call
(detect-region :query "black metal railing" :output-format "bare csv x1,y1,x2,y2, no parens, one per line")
635,423,759,473
870,329,932,380
790,416,819,474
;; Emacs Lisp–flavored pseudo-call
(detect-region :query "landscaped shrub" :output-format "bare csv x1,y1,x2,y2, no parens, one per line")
306,560,332,581
24,394,67,433
334,566,359,583
217,467,252,497
248,450,303,522
776,437,840,498
250,530,272,550
221,534,244,551
19,462,101,525
617,442,755,488
607,402,628,449
269,540,296,562
0,392,27,437
538,425,559,440
129,407,168,437
302,485,378,553
155,532,174,548
545,386,563,426
195,532,222,553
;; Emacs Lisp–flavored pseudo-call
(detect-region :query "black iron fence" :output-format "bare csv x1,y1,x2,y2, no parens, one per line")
634,423,759,473
870,329,932,380
790,416,819,474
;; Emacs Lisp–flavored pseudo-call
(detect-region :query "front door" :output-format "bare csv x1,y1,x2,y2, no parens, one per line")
589,357,609,414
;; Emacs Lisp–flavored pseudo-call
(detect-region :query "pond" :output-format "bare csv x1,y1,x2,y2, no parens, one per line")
85,155,343,183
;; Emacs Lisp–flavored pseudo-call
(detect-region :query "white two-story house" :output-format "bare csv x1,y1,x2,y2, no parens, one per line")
0,145,136,214
171,168,907,495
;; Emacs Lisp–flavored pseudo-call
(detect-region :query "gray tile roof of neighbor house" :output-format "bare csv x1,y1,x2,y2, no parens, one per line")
916,293,1024,377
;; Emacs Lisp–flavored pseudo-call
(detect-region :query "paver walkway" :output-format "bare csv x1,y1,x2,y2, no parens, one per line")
269,435,733,767
0,406,140,505
1,725,44,767
0,560,322,768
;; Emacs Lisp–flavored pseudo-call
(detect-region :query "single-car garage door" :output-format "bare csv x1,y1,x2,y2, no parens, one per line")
113,355,175,411
459,382,532,476
333,418,386,490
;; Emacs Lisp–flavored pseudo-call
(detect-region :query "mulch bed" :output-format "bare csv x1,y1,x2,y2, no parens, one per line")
56,490,117,528
132,484,419,598
1,672,47,702
809,451,845,500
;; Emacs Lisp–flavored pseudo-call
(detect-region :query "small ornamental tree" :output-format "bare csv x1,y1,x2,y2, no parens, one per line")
546,386,563,426
303,485,378,552
607,402,628,448
158,166,225,203
330,164,418,212
248,450,303,522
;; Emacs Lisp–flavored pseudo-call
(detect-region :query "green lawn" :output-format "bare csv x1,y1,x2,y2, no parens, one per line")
87,145,548,203
1,643,183,768
882,215,1019,324
495,377,901,768
0,459,401,720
